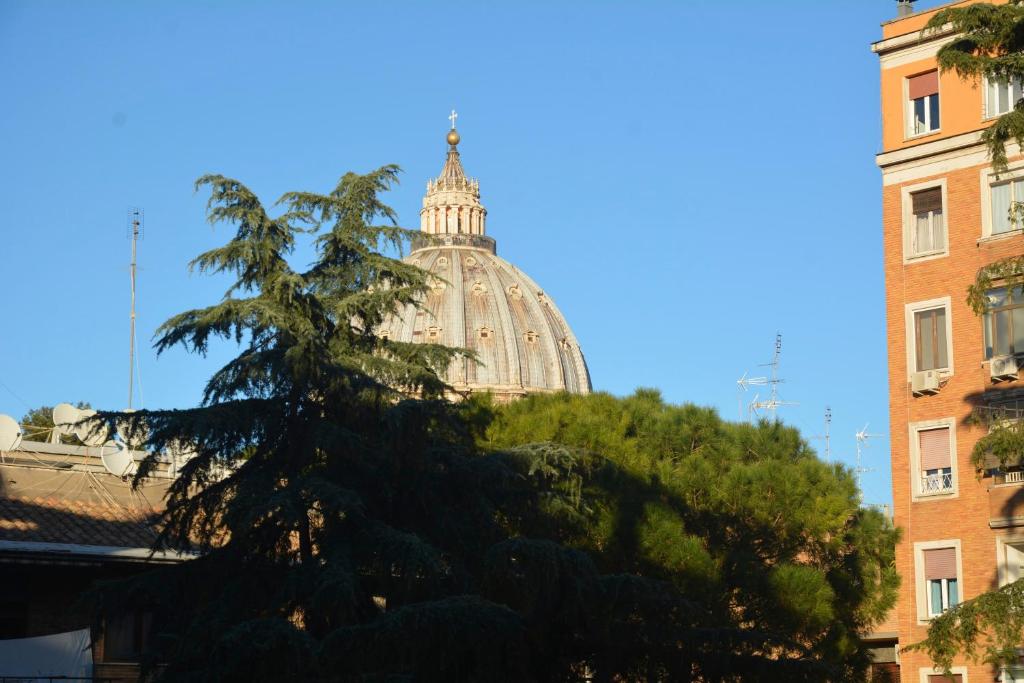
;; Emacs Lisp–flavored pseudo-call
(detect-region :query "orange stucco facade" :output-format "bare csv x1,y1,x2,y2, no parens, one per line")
874,1,1024,681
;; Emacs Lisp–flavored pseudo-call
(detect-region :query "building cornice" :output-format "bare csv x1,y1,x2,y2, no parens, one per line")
871,23,954,56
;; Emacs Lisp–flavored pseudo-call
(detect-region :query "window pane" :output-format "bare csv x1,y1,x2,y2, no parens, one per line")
990,78,999,115
994,183,1012,233
985,313,994,359
1000,82,1010,114
948,578,959,607
932,210,945,251
934,308,948,368
914,97,927,134
1013,306,1024,355
930,579,943,614
930,94,940,130
916,213,932,253
1014,180,1024,228
917,310,935,370
997,309,1012,356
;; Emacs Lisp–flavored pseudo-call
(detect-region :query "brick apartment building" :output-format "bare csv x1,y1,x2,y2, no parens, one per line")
873,1,1024,681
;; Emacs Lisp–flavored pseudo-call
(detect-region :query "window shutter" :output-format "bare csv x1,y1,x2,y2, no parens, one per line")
912,187,943,214
924,547,957,580
919,427,952,470
910,71,940,99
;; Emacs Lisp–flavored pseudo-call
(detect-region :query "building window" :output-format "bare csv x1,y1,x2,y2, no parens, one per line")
925,675,963,683
983,287,1024,359
104,611,153,661
918,426,954,494
991,178,1024,235
987,76,1023,118
915,307,949,371
524,330,539,344
909,187,945,256
426,326,441,341
909,70,940,136
1000,538,1024,586
923,547,959,617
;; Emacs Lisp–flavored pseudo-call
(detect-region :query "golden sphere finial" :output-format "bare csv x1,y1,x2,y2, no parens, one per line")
447,128,460,146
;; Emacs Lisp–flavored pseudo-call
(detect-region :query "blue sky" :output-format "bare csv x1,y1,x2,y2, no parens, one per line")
0,1,946,507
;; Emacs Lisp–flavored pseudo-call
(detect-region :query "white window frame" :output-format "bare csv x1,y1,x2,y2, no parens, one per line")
928,577,958,617
984,74,1024,119
918,665,968,683
996,534,1024,587
909,418,959,501
906,73,942,139
914,539,963,624
980,161,1024,240
905,297,955,379
902,179,949,262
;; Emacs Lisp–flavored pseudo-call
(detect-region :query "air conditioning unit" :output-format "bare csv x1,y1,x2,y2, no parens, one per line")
911,370,940,396
991,355,1020,382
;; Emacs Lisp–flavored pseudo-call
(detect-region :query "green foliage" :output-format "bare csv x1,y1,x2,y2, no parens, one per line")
967,411,1024,471
967,257,1024,315
479,389,901,680
91,168,898,681
907,579,1024,674
927,0,1024,172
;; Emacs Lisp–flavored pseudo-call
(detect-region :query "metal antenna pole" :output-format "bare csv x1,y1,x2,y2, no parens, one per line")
824,406,832,461
854,422,882,502
127,209,143,410
813,406,833,462
740,333,797,421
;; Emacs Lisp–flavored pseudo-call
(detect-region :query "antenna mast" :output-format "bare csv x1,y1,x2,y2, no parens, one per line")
813,406,833,462
127,208,144,410
854,423,882,502
737,333,797,421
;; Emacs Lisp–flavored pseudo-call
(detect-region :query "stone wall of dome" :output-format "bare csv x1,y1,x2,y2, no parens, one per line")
381,120,591,400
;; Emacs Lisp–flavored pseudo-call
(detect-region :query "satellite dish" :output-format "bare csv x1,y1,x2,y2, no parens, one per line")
74,409,109,447
101,441,135,477
115,408,148,450
0,414,23,452
51,403,80,440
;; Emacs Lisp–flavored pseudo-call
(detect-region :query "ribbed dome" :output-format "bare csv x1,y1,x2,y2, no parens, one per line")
383,239,591,399
382,119,591,400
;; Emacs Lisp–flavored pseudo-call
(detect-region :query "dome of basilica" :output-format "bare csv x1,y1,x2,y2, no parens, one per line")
380,122,591,401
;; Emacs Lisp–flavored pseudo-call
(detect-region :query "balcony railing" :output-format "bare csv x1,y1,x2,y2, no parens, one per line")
922,472,954,493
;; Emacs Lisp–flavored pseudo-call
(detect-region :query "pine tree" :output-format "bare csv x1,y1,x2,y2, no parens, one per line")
96,169,892,681
478,390,900,681
95,168,541,681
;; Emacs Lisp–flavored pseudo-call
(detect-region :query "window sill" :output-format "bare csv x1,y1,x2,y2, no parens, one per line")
979,229,1024,245
905,128,942,142
904,249,948,264
913,489,958,501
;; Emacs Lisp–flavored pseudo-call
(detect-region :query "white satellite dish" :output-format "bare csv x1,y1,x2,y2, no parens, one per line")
115,408,148,449
101,441,135,477
53,403,110,447
51,403,80,441
74,409,109,447
0,414,23,452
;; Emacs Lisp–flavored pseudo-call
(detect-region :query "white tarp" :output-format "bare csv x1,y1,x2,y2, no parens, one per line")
0,628,92,678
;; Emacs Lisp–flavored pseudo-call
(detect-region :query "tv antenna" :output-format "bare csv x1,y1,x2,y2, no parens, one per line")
812,406,833,462
127,208,144,410
737,334,797,421
854,422,883,501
